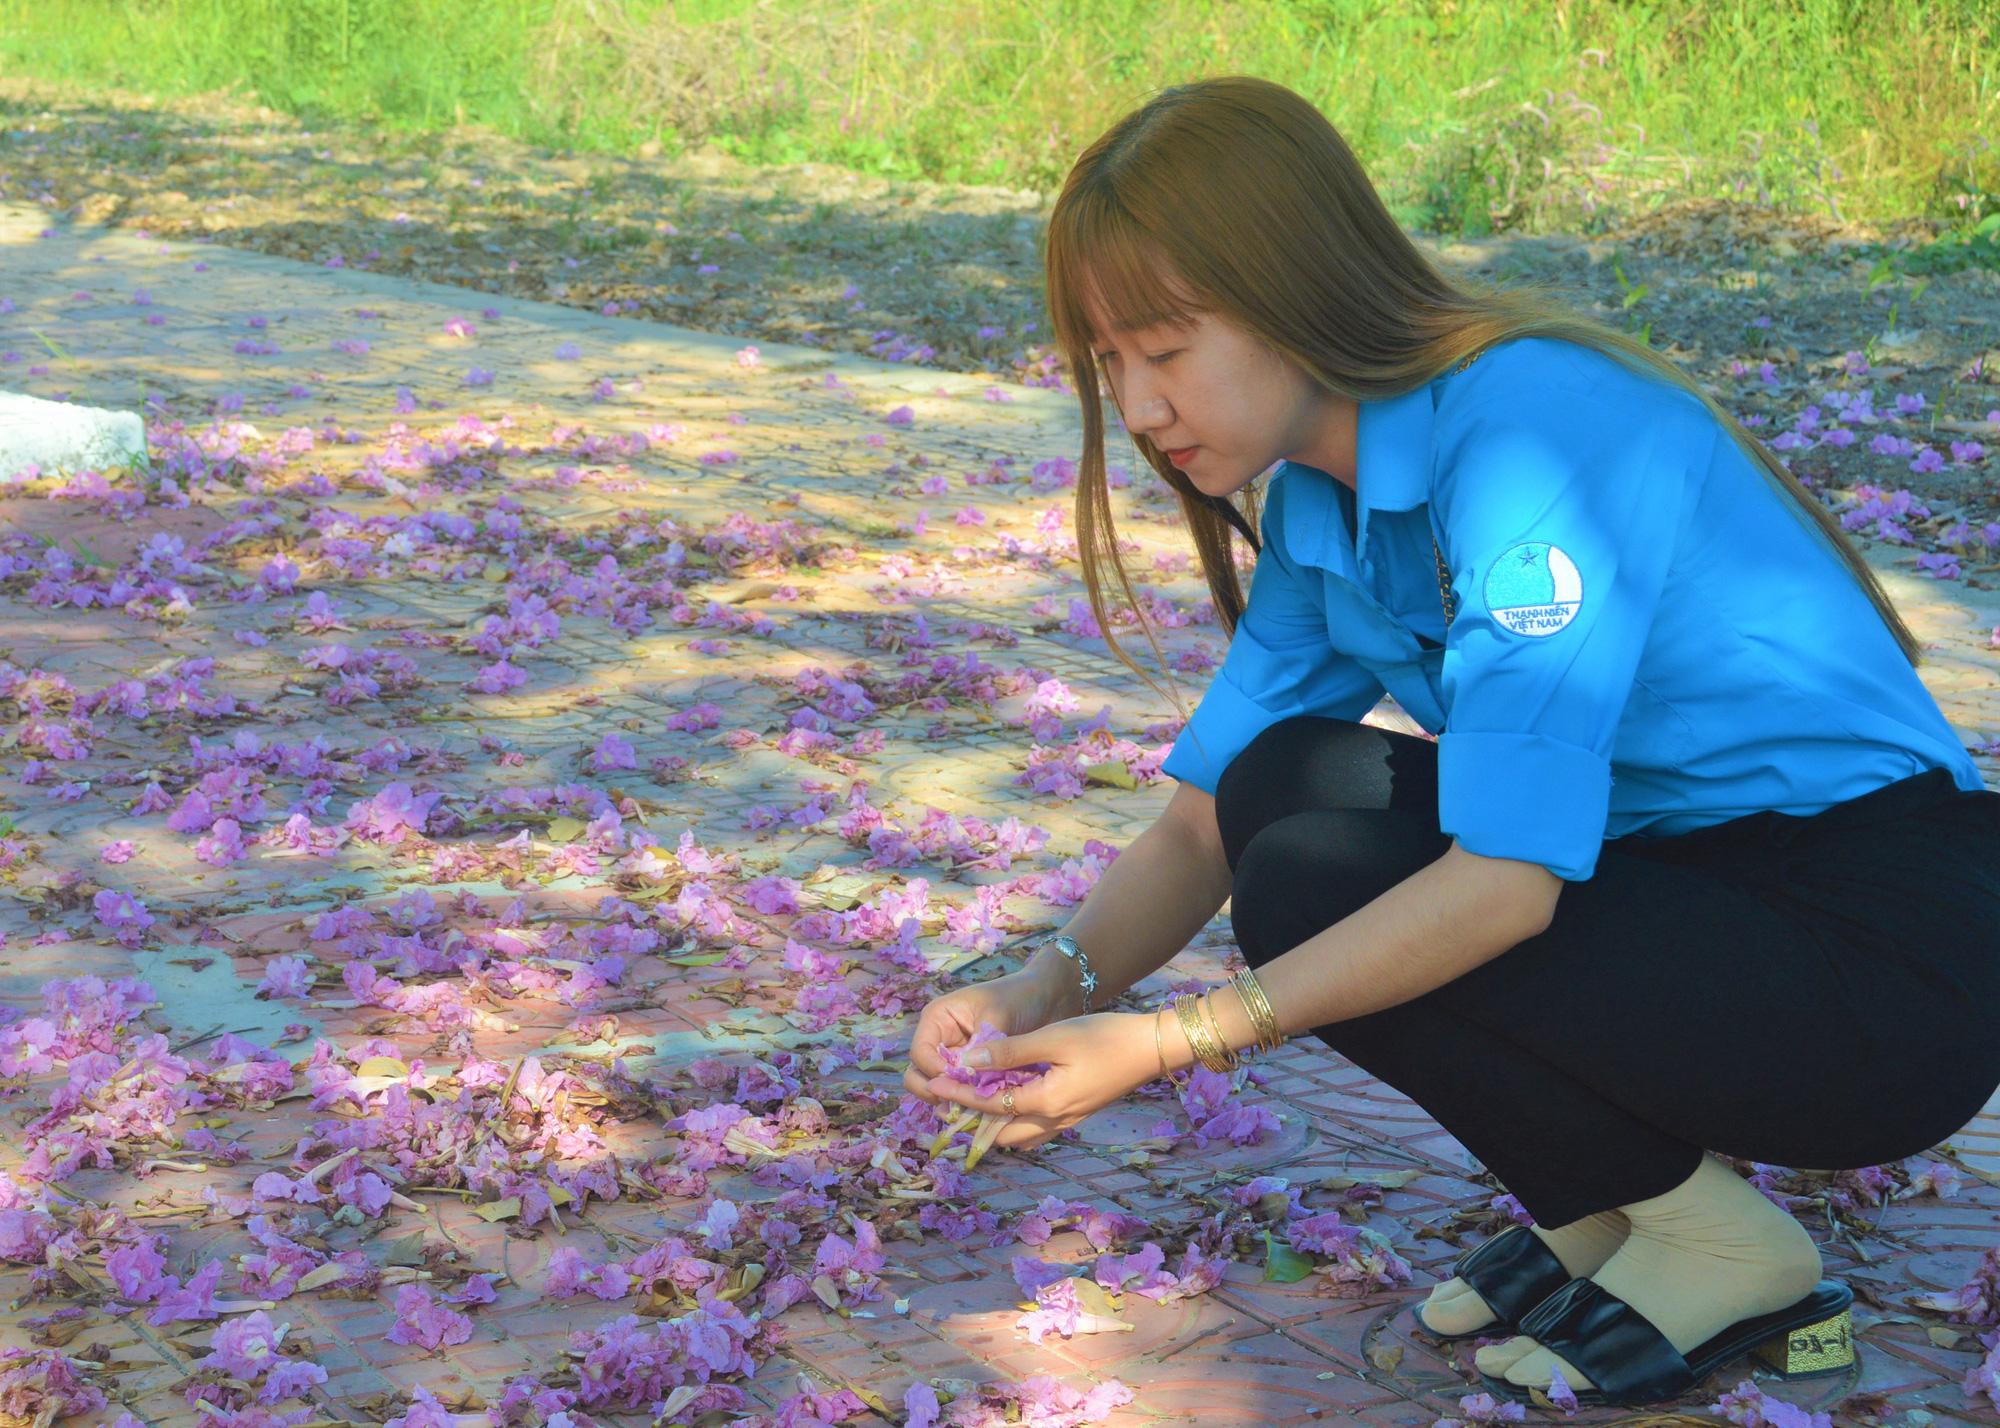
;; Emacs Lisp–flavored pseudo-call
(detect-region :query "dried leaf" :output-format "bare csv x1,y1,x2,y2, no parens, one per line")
547,816,587,843
471,1197,522,1222
852,1386,897,1418
1072,1278,1121,1317
1317,1169,1421,1192
811,1274,843,1309
1367,1344,1405,1374
1261,1230,1315,1284
354,1056,409,1079
1083,761,1137,790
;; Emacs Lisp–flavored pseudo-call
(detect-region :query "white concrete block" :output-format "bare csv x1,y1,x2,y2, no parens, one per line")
0,389,147,479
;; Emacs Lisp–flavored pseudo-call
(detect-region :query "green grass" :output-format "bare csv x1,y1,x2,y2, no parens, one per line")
2,0,1996,231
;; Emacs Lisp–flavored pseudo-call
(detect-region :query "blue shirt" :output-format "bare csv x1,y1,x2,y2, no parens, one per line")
1161,337,1982,880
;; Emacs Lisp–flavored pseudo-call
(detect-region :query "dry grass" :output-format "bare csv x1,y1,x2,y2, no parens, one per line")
3,0,1995,229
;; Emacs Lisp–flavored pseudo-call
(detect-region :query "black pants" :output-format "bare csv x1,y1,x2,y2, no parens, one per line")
1218,717,2000,1227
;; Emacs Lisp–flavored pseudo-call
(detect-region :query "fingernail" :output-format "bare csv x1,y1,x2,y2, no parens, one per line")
964,1048,992,1068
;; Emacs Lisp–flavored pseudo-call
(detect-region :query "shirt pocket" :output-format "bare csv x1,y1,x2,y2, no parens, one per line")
1616,676,1696,774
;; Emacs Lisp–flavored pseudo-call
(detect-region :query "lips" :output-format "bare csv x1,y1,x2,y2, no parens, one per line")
1164,446,1197,466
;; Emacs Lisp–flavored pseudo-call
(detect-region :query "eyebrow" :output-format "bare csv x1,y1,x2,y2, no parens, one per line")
1111,309,1193,334
1091,309,1196,344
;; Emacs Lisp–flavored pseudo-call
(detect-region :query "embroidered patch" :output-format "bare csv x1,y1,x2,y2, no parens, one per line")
1482,542,1583,637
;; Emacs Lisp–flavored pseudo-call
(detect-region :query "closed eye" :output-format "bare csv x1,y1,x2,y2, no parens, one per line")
1145,350,1181,366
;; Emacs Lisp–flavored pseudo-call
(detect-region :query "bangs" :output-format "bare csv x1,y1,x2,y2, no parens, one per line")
1046,185,1204,356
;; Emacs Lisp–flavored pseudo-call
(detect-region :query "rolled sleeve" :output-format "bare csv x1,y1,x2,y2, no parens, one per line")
1435,372,1703,879
1438,732,1611,880
1162,481,1384,792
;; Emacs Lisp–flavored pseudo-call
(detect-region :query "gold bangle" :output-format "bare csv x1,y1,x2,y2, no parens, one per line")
1232,970,1283,1054
1174,993,1229,1074
1172,993,1208,1068
1152,1003,1169,1080
1197,991,1242,1072
1221,979,1264,1058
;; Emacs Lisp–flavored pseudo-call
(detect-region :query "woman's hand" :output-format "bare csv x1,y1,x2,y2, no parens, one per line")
901,960,1075,1104
919,1011,1165,1149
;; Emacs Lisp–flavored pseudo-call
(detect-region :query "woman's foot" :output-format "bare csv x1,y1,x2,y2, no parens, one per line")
1498,1155,1822,1392
1421,1210,1631,1337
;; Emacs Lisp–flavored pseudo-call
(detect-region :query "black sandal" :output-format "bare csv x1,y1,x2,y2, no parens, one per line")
1413,1226,1573,1341
1483,1277,1856,1407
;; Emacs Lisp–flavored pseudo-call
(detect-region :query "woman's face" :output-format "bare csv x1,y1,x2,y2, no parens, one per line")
1087,300,1332,499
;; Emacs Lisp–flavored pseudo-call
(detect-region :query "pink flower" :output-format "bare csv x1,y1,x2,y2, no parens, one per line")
99,840,136,864
588,734,638,772
149,1260,226,1324
385,1284,472,1350
193,817,249,866
256,957,311,999
945,1376,1132,1427
0,1349,105,1422
384,1387,457,1428
904,1383,943,1428
468,660,528,694
1017,1276,1085,1344
739,875,800,915
92,889,154,947
1712,1379,1831,1428
0,1210,57,1264
202,1309,286,1378
1545,1366,1580,1416
665,702,722,732
939,1023,1047,1098
1453,1392,1527,1425
694,1198,740,1250
105,1237,168,1300
343,783,439,845
886,405,915,426
1968,1336,2000,1406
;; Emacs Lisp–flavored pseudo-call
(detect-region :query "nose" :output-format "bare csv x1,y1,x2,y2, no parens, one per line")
1124,389,1174,436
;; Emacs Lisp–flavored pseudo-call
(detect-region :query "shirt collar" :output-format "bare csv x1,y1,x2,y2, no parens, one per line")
1280,382,1437,573
1356,382,1436,517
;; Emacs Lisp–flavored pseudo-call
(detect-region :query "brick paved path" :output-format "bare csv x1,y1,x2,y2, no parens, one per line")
4,204,2000,1428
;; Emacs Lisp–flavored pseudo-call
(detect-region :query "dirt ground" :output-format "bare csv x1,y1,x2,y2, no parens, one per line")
4,76,2000,532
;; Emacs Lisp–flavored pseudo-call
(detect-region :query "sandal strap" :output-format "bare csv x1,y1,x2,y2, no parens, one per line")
1517,1277,1696,1405
1455,1227,1572,1325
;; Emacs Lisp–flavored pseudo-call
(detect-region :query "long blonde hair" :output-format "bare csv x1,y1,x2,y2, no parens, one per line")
1044,76,1919,667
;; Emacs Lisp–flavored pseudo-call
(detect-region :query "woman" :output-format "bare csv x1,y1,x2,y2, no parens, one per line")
902,76,2000,1406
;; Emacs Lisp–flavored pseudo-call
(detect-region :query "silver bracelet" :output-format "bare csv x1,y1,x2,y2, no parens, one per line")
1046,933,1096,1013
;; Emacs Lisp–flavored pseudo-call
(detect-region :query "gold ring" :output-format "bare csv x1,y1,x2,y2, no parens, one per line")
1001,1089,1017,1115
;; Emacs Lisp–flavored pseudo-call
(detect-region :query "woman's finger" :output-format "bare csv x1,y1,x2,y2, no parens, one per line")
908,999,985,1077
926,1073,1048,1120
901,1064,940,1103
994,1114,1062,1149
955,1023,1068,1075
